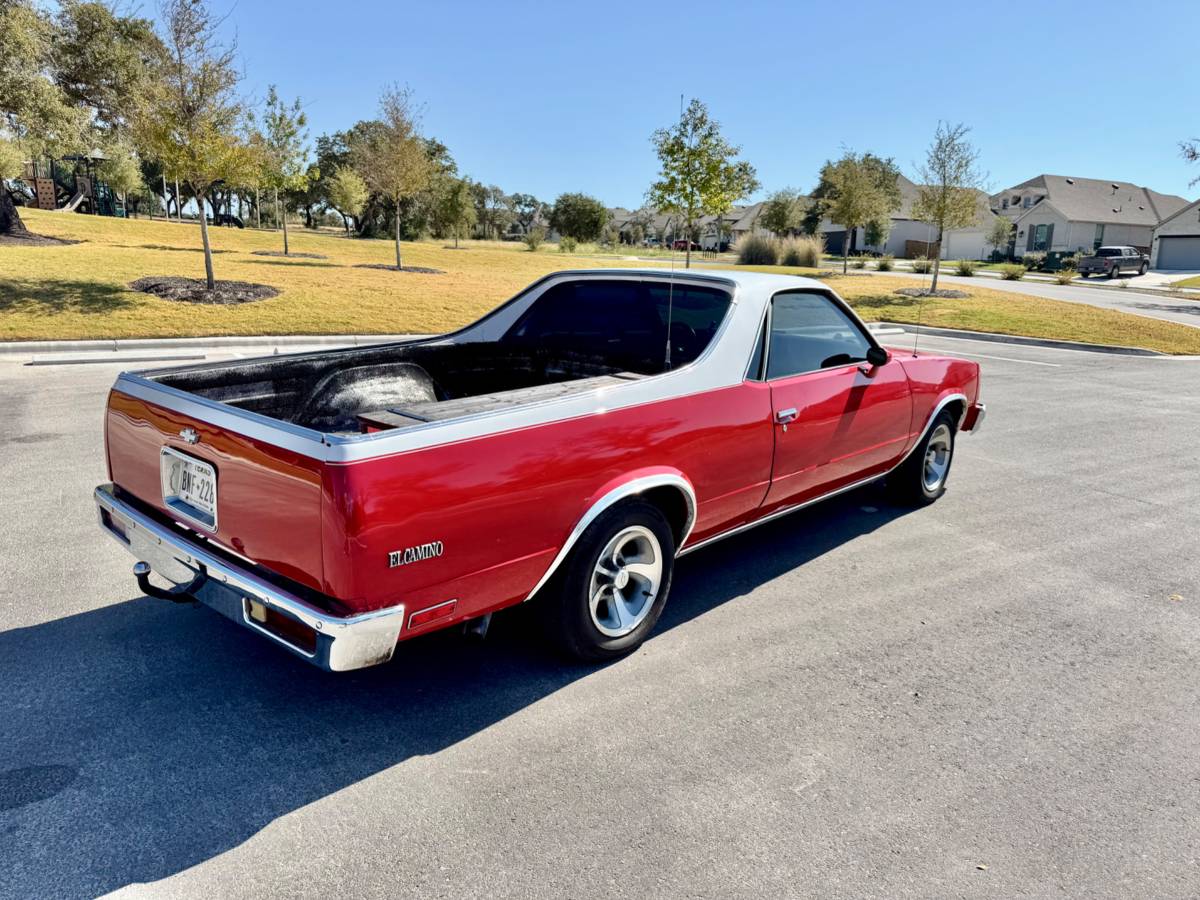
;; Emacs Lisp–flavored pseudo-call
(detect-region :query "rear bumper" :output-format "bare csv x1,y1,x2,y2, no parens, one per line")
94,484,405,671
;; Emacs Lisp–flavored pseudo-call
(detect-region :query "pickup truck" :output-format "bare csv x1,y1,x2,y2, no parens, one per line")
1077,246,1148,278
95,270,985,671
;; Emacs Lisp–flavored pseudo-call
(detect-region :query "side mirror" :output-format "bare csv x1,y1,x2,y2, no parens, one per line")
865,346,889,368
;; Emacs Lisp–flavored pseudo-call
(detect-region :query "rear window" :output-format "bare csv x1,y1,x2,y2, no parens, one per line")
1095,248,1121,257
502,279,731,371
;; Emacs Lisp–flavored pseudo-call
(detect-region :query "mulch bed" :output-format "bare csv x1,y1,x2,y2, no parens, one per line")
355,264,445,274
894,288,970,299
129,276,279,305
250,250,328,259
0,232,81,247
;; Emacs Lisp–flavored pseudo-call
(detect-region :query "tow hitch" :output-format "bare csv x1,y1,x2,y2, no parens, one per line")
133,561,201,604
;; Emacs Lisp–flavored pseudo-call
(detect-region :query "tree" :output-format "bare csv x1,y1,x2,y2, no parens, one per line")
1181,138,1200,186
0,0,88,234
52,1,163,132
433,176,476,247
816,152,902,273
802,152,901,240
260,86,311,254
326,166,368,235
647,98,759,267
470,182,509,239
986,214,1012,260
911,122,986,291
864,217,890,251
549,192,607,242
760,187,806,237
507,192,543,234
96,141,144,212
351,85,432,269
134,0,254,288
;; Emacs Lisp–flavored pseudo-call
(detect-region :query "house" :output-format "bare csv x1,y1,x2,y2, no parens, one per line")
990,175,1189,259
821,175,1000,260
1150,198,1200,269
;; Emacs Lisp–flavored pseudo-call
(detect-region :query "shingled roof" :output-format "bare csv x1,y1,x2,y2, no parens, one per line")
996,175,1189,226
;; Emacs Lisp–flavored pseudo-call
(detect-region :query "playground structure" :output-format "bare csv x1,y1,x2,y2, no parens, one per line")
24,149,125,218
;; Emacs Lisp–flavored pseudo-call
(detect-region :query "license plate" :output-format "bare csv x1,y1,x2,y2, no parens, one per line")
160,447,218,530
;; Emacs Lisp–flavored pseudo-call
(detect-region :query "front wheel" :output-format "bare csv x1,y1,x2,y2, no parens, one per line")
1139,262,1148,275
543,499,675,661
888,410,957,506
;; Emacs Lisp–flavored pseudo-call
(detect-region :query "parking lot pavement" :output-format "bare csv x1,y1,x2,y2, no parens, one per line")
1,340,1198,899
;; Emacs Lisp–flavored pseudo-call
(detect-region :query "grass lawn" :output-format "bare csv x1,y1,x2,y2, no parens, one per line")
1171,275,1200,289
4,209,1200,354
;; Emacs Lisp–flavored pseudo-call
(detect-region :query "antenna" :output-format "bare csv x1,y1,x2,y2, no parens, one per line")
663,93,684,372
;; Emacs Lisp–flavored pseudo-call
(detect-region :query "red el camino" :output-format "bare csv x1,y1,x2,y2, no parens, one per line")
95,270,984,670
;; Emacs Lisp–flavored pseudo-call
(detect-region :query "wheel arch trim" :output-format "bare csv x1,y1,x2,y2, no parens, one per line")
522,471,696,603
897,392,969,467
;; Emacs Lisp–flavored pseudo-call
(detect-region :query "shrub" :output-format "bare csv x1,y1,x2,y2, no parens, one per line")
523,226,546,252
1053,269,1076,284
876,254,894,271
1022,251,1046,271
1059,253,1082,272
999,263,1025,280
736,233,779,266
955,259,978,276
779,234,823,267
910,256,932,273
851,256,867,269
557,236,577,253
1118,278,1130,289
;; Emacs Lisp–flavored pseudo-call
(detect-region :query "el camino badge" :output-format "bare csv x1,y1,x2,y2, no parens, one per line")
389,541,444,568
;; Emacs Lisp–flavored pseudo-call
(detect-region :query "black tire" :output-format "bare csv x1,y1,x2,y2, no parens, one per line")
1079,271,1089,279
888,410,958,506
1139,262,1148,275
1108,265,1118,279
543,499,675,662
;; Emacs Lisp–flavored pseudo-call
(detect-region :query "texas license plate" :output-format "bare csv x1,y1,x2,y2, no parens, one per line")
160,447,218,530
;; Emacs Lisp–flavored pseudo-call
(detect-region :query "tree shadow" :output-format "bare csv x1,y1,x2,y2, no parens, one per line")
246,258,343,269
1127,301,1200,317
117,243,232,254
0,277,135,315
0,486,910,898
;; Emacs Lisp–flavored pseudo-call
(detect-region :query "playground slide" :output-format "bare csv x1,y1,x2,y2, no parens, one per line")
57,191,86,213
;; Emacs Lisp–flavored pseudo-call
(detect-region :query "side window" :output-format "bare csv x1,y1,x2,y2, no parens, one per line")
765,291,873,379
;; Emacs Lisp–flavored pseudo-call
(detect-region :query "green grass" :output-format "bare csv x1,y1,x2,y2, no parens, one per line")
1170,275,1200,289
4,209,1200,354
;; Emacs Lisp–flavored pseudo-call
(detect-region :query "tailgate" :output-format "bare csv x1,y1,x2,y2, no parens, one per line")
105,387,327,592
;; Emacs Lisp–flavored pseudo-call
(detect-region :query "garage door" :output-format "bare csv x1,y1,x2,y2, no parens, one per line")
1157,236,1200,269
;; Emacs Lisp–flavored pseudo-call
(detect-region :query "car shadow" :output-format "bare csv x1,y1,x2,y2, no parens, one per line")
0,486,910,898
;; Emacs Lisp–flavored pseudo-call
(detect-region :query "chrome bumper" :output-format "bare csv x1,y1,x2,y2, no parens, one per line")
94,484,406,671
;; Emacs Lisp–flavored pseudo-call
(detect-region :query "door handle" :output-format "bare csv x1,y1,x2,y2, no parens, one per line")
774,407,799,425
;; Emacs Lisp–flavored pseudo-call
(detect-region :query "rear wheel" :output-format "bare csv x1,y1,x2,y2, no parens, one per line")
1139,262,1148,275
888,410,957,506
1108,264,1119,279
544,500,675,661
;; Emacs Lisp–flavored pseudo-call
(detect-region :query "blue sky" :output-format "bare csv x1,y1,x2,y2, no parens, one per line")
211,0,1199,207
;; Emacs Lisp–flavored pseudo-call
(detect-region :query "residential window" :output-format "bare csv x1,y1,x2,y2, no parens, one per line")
1023,196,1033,208
1032,223,1052,251
1093,224,1105,250
1001,198,1009,209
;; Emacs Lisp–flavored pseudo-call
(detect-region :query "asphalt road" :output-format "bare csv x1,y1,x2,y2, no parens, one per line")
886,269,1200,328
2,337,1199,898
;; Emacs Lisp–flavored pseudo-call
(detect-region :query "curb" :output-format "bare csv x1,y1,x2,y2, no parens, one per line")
878,322,1165,356
0,334,422,356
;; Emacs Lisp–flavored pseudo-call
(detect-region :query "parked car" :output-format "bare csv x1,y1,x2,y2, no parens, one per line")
95,270,985,671
1077,246,1148,278
671,239,701,251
